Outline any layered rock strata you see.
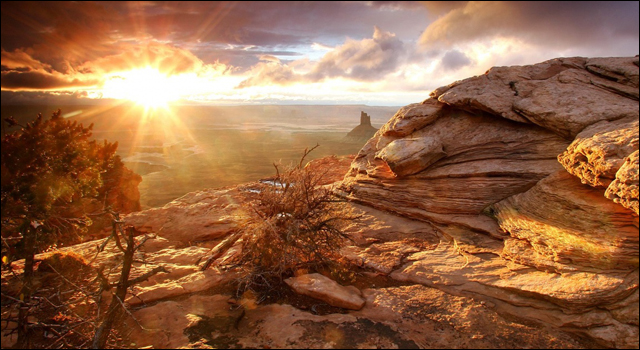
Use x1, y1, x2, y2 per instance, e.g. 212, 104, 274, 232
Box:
340, 56, 639, 348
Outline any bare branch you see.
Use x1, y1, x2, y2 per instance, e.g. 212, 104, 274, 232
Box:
200, 231, 242, 271
113, 294, 150, 331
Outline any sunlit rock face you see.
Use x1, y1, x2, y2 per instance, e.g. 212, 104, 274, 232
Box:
606, 150, 639, 215
340, 56, 639, 348
285, 273, 366, 310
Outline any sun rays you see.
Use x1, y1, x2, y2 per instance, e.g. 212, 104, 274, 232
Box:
101, 67, 183, 108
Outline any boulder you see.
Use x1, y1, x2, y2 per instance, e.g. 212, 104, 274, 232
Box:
558, 116, 638, 188
375, 137, 446, 177
285, 273, 365, 310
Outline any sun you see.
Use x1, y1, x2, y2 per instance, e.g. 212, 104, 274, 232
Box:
101, 67, 182, 108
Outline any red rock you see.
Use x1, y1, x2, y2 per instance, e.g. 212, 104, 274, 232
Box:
285, 273, 365, 310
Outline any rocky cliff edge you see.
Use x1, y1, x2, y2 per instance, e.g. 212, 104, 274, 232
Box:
339, 56, 639, 348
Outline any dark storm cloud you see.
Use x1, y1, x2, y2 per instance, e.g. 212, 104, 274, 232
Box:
1, 1, 309, 75
1, 1, 118, 70
117, 3, 308, 46
0, 90, 98, 105
1, 49, 97, 90
1, 2, 428, 62
0, 70, 97, 90
420, 1, 640, 52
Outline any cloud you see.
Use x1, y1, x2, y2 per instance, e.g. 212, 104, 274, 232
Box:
2, 1, 637, 105
259, 55, 280, 63
1, 43, 229, 91
419, 1, 640, 53
80, 43, 209, 75
238, 27, 418, 88
1, 1, 432, 80
364, 1, 427, 11
1, 49, 97, 90
236, 61, 298, 88
0, 70, 97, 90
307, 27, 408, 81
1, 2, 119, 71
1, 49, 50, 71
440, 50, 472, 71
0, 90, 98, 105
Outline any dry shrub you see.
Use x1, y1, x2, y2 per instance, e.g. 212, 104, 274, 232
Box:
236, 147, 360, 292
38, 251, 93, 280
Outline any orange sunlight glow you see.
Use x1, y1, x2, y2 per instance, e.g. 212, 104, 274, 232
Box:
101, 67, 184, 108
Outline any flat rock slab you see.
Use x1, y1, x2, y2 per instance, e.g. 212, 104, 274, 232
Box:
285, 273, 366, 310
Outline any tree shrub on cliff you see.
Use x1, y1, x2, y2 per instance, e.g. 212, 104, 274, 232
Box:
201, 146, 360, 293
1, 110, 141, 346
1, 110, 140, 256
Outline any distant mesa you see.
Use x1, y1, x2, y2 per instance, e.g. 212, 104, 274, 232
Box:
347, 111, 378, 140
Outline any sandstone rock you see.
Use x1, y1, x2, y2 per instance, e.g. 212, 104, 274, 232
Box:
606, 150, 640, 215
285, 273, 365, 310
126, 295, 235, 349
124, 285, 588, 349
340, 56, 639, 348
127, 259, 234, 306
558, 116, 638, 188
491, 171, 639, 271
29, 231, 234, 307
1, 327, 17, 349
389, 241, 637, 310
510, 68, 638, 138
387, 240, 638, 348
375, 137, 446, 177
586, 57, 640, 92
124, 187, 243, 243
341, 109, 569, 232
609, 289, 640, 326
341, 240, 424, 274
431, 56, 638, 138
356, 285, 587, 349
378, 100, 442, 138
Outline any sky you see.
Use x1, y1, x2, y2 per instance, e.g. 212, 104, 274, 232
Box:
1, 1, 639, 106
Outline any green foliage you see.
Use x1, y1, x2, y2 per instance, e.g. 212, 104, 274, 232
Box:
236, 146, 360, 292
1, 110, 131, 258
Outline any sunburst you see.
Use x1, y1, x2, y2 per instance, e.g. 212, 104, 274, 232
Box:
102, 67, 182, 108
